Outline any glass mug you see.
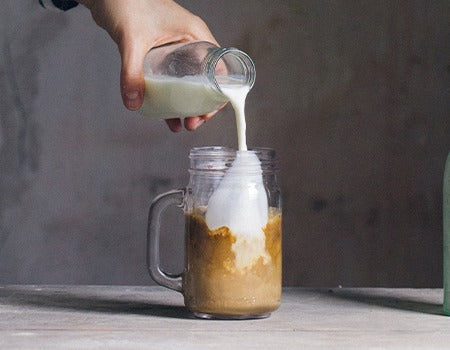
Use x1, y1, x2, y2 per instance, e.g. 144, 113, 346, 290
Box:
147, 146, 282, 319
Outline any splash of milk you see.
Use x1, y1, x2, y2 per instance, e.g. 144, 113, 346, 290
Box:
205, 84, 269, 270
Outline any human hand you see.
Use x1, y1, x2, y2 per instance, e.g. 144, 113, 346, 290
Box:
78, 0, 220, 132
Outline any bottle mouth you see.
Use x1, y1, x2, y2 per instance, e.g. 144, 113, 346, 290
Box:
189, 146, 278, 174
204, 48, 256, 93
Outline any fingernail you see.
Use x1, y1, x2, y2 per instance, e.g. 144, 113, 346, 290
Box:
125, 91, 141, 110
126, 91, 139, 99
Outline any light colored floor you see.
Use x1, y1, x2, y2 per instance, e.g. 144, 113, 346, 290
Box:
0, 285, 448, 349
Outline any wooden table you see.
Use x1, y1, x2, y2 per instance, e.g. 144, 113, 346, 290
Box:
0, 286, 448, 349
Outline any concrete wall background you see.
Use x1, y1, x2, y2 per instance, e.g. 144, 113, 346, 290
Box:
0, 1, 449, 286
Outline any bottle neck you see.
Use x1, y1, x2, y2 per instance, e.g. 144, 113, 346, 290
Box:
202, 47, 256, 93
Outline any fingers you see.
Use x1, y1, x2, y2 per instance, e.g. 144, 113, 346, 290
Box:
166, 118, 183, 132
165, 113, 221, 133
189, 15, 219, 46
199, 104, 226, 122
165, 117, 205, 132
200, 110, 218, 123
178, 103, 226, 132
182, 107, 222, 131
119, 39, 147, 111
184, 116, 205, 131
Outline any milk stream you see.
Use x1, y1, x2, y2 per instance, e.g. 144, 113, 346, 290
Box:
206, 83, 269, 270
220, 85, 249, 151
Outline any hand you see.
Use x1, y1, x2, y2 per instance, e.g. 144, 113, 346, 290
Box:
78, 0, 220, 132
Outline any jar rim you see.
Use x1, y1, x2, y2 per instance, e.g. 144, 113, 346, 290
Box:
189, 146, 235, 158
189, 146, 276, 157
189, 146, 279, 173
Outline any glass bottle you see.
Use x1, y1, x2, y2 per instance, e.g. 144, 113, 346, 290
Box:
139, 41, 256, 119
444, 151, 450, 315
147, 146, 282, 319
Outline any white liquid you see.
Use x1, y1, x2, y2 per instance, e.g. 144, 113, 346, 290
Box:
139, 76, 227, 119
220, 85, 249, 151
206, 83, 269, 270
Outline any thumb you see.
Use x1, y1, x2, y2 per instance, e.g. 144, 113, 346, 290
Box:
119, 41, 146, 111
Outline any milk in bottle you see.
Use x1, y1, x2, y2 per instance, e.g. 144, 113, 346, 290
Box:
138, 41, 255, 120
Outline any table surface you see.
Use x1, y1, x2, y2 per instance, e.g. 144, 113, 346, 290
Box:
0, 285, 448, 349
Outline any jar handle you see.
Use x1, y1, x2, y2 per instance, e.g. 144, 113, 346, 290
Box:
147, 189, 185, 292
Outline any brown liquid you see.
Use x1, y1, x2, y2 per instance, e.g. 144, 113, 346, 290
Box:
183, 208, 282, 317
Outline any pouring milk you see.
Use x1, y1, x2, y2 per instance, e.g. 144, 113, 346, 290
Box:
205, 83, 270, 270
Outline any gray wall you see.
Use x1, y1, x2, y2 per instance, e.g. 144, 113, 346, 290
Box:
0, 1, 449, 287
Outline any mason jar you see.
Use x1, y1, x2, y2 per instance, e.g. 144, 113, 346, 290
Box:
147, 146, 282, 319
